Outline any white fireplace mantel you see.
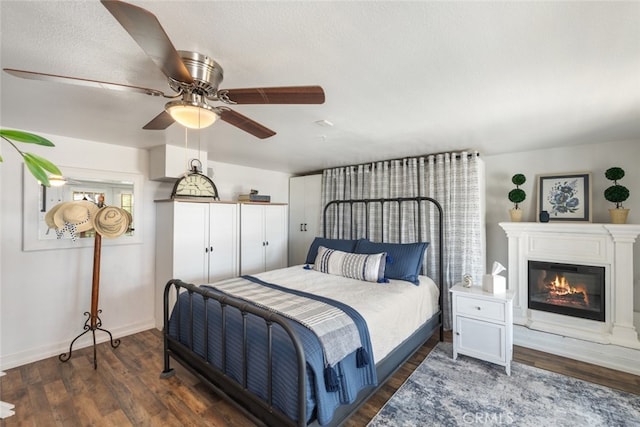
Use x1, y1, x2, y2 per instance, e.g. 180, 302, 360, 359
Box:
499, 222, 640, 374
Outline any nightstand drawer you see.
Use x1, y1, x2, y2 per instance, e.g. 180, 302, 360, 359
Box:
455, 295, 505, 322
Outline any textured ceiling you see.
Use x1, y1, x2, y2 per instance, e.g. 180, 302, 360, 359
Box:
1, 1, 639, 174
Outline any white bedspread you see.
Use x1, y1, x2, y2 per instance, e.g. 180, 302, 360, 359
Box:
253, 266, 440, 363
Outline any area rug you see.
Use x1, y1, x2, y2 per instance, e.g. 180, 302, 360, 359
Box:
368, 342, 639, 426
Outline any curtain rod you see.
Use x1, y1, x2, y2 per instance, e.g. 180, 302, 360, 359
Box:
300, 150, 480, 176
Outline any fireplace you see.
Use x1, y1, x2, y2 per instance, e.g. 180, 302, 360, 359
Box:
500, 223, 640, 375
528, 261, 605, 322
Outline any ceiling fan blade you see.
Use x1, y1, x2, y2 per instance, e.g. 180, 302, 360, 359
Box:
3, 68, 165, 97
218, 86, 325, 105
219, 109, 276, 139
143, 111, 175, 130
100, 0, 193, 84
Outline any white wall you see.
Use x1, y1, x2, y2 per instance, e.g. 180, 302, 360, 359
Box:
0, 132, 158, 369
0, 130, 291, 370
152, 161, 291, 205
484, 139, 640, 313
207, 161, 291, 203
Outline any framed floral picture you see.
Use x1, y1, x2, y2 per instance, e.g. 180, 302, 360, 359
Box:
537, 172, 592, 222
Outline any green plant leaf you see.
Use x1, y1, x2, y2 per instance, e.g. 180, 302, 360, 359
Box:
23, 155, 51, 186
23, 152, 62, 175
508, 188, 526, 204
511, 174, 526, 186
0, 129, 55, 147
604, 185, 629, 205
605, 167, 625, 182
0, 154, 3, 162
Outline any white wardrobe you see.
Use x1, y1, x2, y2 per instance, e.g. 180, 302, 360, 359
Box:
155, 200, 239, 327
155, 199, 289, 327
288, 174, 322, 266
240, 203, 288, 275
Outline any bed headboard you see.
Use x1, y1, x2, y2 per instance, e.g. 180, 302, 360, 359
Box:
322, 196, 443, 294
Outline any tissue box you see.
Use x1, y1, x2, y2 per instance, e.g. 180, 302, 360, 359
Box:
482, 274, 506, 294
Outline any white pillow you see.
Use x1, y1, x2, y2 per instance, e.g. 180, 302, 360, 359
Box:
313, 246, 387, 283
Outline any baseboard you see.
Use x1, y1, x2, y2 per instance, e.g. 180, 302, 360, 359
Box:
513, 325, 640, 376
0, 318, 156, 371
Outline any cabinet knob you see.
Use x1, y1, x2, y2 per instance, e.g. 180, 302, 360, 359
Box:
205, 247, 209, 253
210, 246, 213, 252
300, 224, 304, 232
475, 306, 481, 310
266, 241, 269, 246
456, 332, 460, 335
303, 223, 307, 231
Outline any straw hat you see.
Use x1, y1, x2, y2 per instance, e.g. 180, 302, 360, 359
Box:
52, 201, 99, 232
44, 201, 66, 229
93, 206, 131, 239
51, 200, 99, 240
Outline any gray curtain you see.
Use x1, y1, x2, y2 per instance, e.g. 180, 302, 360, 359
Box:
321, 152, 484, 329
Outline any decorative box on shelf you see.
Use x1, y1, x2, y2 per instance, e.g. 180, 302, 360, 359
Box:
238, 194, 271, 202
238, 189, 271, 203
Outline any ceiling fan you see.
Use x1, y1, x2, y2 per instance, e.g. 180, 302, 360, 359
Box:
3, 0, 325, 139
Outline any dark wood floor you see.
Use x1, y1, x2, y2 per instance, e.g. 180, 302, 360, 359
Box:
1, 329, 638, 426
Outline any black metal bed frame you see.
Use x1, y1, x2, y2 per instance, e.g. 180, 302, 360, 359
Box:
161, 196, 444, 426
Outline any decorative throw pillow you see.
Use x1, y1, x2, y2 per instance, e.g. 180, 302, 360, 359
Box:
313, 246, 387, 283
305, 237, 363, 264
355, 240, 429, 285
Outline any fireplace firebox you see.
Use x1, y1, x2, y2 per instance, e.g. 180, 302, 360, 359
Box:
528, 261, 605, 322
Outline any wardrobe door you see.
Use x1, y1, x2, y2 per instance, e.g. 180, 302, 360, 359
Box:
172, 201, 210, 284
240, 204, 265, 275
264, 204, 288, 272
208, 202, 239, 282
288, 175, 321, 265
240, 203, 288, 275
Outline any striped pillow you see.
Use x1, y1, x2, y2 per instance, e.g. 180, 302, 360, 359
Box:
313, 246, 387, 283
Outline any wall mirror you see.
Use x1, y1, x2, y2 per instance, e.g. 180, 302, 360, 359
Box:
23, 165, 143, 250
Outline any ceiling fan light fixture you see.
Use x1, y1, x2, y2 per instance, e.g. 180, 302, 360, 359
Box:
165, 100, 218, 129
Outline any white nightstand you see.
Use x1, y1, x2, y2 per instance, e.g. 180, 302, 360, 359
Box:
450, 284, 515, 375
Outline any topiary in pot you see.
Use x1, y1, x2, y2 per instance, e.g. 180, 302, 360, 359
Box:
604, 167, 630, 224
508, 173, 526, 221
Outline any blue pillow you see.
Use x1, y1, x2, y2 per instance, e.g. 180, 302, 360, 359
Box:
355, 240, 429, 285
305, 237, 362, 264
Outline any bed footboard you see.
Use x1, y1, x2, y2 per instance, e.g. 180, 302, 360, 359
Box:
161, 279, 308, 427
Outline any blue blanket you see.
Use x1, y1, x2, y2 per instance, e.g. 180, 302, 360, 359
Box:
168, 275, 377, 425
212, 276, 364, 370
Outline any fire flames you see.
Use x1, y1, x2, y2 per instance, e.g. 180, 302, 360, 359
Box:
545, 274, 589, 306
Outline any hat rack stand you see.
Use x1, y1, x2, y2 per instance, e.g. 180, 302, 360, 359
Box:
58, 231, 121, 369
58, 199, 124, 370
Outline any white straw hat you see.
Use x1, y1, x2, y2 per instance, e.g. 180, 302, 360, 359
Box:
93, 206, 131, 239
